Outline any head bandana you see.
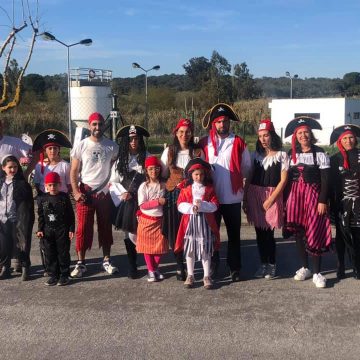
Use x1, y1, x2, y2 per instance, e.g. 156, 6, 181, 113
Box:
336, 130, 355, 169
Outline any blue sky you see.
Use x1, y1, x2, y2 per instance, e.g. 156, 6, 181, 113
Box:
2, 0, 360, 79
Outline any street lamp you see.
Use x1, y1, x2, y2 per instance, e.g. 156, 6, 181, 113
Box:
41, 32, 93, 141
132, 62, 160, 131
285, 71, 298, 99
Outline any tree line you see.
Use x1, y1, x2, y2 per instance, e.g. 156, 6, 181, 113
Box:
0, 53, 360, 137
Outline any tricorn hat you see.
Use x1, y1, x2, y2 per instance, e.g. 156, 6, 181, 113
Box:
202, 103, 240, 130
184, 157, 212, 176
284, 116, 322, 138
32, 129, 72, 152
330, 124, 360, 145
116, 124, 150, 138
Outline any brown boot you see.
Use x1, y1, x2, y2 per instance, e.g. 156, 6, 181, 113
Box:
203, 276, 213, 290
184, 275, 194, 288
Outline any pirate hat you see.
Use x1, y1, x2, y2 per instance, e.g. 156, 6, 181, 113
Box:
330, 124, 360, 145
116, 124, 150, 138
184, 157, 212, 176
32, 129, 72, 152
284, 116, 322, 138
202, 103, 240, 130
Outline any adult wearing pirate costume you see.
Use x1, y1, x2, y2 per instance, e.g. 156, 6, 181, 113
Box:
160, 118, 204, 281
32, 129, 72, 276
109, 124, 149, 279
243, 119, 289, 280
283, 116, 332, 288
70, 112, 119, 278
329, 124, 360, 280
199, 103, 251, 282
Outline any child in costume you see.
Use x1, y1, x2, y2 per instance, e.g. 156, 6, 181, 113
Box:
175, 158, 220, 289
136, 156, 168, 282
0, 155, 34, 281
33, 129, 72, 195
36, 172, 75, 286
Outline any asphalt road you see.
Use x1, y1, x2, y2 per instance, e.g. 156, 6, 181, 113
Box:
1, 222, 360, 360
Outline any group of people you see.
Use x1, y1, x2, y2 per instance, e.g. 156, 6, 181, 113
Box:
0, 103, 359, 290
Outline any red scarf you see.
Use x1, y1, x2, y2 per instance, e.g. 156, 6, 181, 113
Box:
201, 135, 246, 194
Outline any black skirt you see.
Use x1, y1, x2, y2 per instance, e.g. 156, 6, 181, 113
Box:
162, 188, 182, 249
112, 197, 138, 234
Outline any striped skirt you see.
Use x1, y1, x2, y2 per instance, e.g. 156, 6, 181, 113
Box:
136, 214, 169, 254
183, 213, 216, 260
284, 180, 332, 255
246, 184, 283, 230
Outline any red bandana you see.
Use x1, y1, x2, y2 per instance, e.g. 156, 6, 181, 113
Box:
336, 130, 355, 169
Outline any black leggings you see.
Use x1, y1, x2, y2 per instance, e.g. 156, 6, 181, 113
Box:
255, 227, 276, 264
296, 236, 321, 274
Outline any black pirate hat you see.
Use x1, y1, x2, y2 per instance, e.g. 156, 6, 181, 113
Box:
202, 103, 240, 130
184, 157, 212, 176
116, 124, 150, 138
32, 129, 72, 152
284, 116, 322, 138
330, 124, 360, 145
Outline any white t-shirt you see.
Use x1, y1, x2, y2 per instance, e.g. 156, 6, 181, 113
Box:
70, 137, 119, 193
34, 160, 70, 193
0, 135, 31, 161
206, 133, 251, 204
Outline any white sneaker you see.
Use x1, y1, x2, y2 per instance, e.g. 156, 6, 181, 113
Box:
70, 263, 87, 278
294, 267, 312, 281
254, 264, 268, 278
103, 261, 118, 275
313, 273, 327, 288
155, 270, 164, 281
147, 271, 157, 282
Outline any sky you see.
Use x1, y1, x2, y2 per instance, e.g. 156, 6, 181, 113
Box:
2, 0, 360, 79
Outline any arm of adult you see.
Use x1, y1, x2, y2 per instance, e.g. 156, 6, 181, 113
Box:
242, 152, 255, 213
263, 152, 289, 211
241, 147, 252, 181
70, 158, 84, 202
160, 147, 170, 179
318, 152, 330, 215
263, 170, 288, 211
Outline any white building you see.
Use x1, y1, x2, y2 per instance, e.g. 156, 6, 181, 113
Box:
268, 98, 360, 145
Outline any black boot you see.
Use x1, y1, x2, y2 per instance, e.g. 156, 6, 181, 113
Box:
0, 266, 11, 280
175, 252, 186, 281
210, 251, 220, 278
124, 238, 138, 279
21, 266, 29, 281
337, 262, 346, 280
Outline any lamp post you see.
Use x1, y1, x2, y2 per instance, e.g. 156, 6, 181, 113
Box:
41, 32, 92, 141
132, 62, 160, 131
285, 71, 298, 99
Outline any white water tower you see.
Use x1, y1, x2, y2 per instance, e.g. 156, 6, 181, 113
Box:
70, 68, 112, 128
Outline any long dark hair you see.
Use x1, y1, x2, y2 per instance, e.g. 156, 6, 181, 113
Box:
116, 136, 147, 177
169, 136, 197, 167
256, 130, 282, 154
185, 168, 213, 187
1, 155, 24, 180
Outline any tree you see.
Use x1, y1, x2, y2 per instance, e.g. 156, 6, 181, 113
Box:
233, 62, 261, 100
183, 56, 211, 90
209, 51, 232, 102
343, 72, 360, 96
